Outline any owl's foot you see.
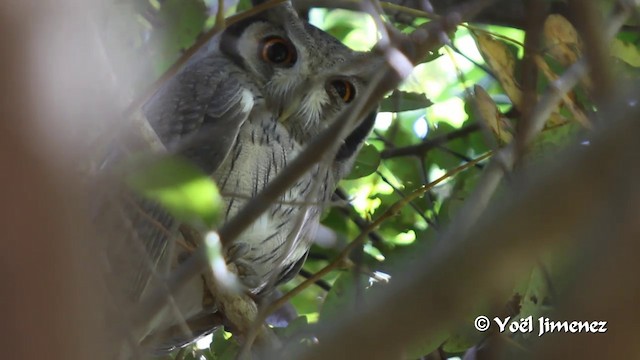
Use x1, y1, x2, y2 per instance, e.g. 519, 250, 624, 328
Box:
225, 242, 262, 289
235, 259, 262, 289
226, 241, 250, 262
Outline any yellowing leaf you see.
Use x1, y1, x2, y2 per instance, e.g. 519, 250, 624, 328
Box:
474, 85, 512, 145
611, 38, 640, 67
533, 56, 591, 128
543, 14, 582, 66
474, 32, 522, 108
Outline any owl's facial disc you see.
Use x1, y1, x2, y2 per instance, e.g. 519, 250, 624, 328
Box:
219, 3, 373, 140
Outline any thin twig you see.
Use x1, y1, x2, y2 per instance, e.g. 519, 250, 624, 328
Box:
381, 123, 480, 158
334, 188, 388, 250
297, 268, 332, 292
514, 0, 546, 157
448, 7, 631, 242
133, 0, 486, 349
375, 170, 435, 227
293, 88, 640, 360
567, 0, 614, 105
246, 151, 492, 349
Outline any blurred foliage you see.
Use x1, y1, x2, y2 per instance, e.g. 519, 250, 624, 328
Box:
125, 155, 223, 227
120, 1, 640, 359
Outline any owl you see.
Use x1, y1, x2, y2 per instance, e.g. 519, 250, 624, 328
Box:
101, 0, 380, 354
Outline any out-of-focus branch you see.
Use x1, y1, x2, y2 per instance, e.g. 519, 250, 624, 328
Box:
514, 0, 546, 157
536, 109, 640, 357
1, 1, 109, 359
567, 0, 614, 105
335, 188, 389, 251
132, 0, 476, 337
292, 85, 640, 360
294, 0, 560, 28
449, 4, 631, 244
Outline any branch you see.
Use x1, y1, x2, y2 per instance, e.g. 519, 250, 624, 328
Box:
380, 123, 480, 159
132, 0, 492, 346
291, 85, 640, 360
567, 0, 614, 106
257, 152, 492, 359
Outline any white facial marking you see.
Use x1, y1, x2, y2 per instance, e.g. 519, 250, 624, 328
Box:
300, 89, 329, 128
240, 88, 254, 113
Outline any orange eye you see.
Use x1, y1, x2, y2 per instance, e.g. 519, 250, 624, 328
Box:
260, 36, 296, 66
330, 79, 356, 103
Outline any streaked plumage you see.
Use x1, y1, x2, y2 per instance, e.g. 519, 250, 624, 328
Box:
99, 1, 379, 354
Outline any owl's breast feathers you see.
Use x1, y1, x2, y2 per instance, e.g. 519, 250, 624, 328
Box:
111, 6, 379, 348
212, 107, 334, 292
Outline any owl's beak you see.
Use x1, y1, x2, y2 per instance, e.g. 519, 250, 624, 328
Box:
277, 78, 312, 124
277, 103, 296, 124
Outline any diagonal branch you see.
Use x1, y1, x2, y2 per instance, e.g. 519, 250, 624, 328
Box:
131, 0, 494, 345
380, 123, 480, 159
291, 84, 640, 360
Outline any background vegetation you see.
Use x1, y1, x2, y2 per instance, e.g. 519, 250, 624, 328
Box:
2, 0, 639, 359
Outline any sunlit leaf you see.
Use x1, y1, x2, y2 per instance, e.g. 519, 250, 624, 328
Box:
210, 328, 238, 359
125, 156, 222, 227
380, 91, 433, 112
473, 31, 522, 108
473, 85, 512, 145
152, 0, 208, 73
611, 38, 640, 67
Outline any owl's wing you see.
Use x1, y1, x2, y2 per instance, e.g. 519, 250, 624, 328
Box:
102, 56, 254, 306
135, 57, 254, 285
145, 56, 253, 174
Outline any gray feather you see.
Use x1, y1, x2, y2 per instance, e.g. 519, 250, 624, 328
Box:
144, 56, 252, 174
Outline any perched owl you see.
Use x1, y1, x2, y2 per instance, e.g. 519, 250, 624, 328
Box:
100, 0, 379, 354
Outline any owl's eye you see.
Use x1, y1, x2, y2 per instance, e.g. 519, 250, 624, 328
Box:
260, 36, 296, 66
330, 79, 356, 103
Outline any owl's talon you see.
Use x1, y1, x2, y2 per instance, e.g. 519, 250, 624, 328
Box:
226, 242, 251, 262
234, 259, 261, 289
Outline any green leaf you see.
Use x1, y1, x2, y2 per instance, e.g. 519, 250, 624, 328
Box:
320, 271, 368, 322
380, 91, 433, 112
210, 328, 239, 360
406, 331, 449, 358
528, 122, 582, 162
344, 143, 381, 180
151, 0, 208, 73
611, 38, 640, 67
125, 156, 222, 227
441, 325, 484, 353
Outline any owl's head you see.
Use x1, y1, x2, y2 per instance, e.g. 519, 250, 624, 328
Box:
219, 2, 379, 142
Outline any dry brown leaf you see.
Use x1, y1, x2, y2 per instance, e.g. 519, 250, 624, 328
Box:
543, 14, 582, 66
474, 32, 522, 109
534, 55, 591, 128
474, 85, 512, 145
